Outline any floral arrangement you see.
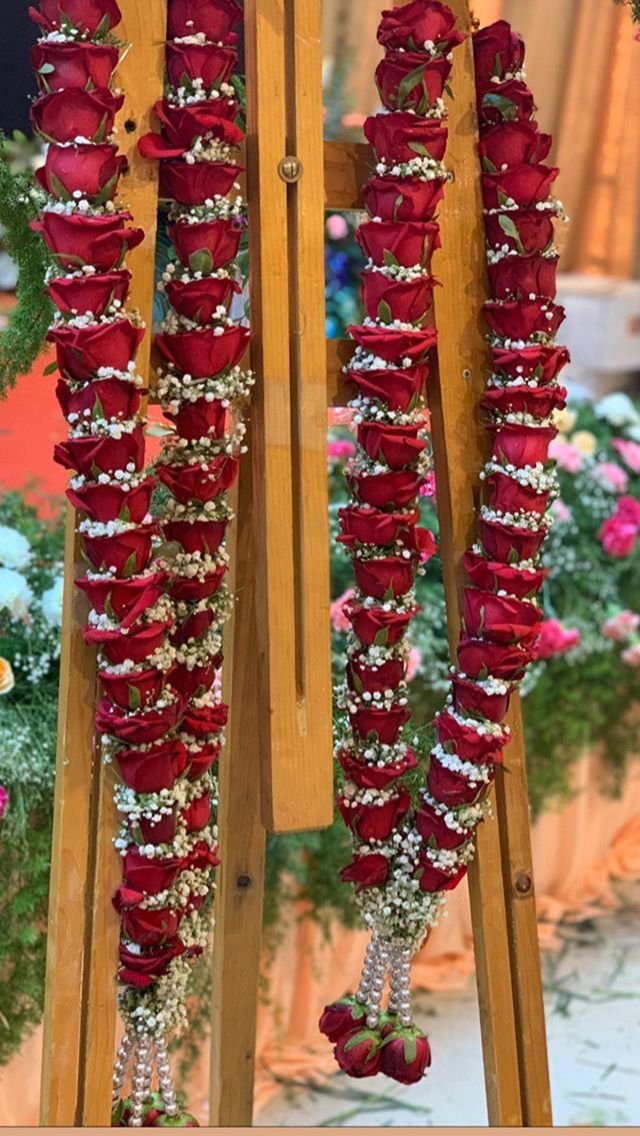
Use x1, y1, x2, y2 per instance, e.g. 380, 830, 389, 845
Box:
321, 8, 569, 1084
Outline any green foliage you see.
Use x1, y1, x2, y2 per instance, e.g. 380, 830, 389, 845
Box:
613, 0, 640, 23
0, 134, 53, 400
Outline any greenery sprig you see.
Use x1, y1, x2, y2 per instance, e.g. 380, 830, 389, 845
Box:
613, 0, 640, 22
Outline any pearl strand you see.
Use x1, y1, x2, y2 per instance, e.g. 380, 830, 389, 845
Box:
128, 1039, 153, 1128
112, 1033, 133, 1107
155, 1034, 179, 1117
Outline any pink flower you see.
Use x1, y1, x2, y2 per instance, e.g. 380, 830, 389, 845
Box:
599, 514, 638, 558
534, 619, 580, 660
593, 461, 629, 494
326, 214, 350, 241
406, 646, 422, 682
0, 786, 8, 821
328, 438, 356, 464
328, 407, 355, 429
613, 438, 640, 474
603, 610, 640, 642
621, 643, 640, 667
341, 112, 367, 129
551, 498, 571, 523
331, 587, 355, 633
420, 471, 436, 498
549, 438, 583, 473
617, 496, 640, 527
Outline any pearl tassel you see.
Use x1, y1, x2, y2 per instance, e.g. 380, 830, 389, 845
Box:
128, 1039, 153, 1128
112, 1033, 133, 1107
155, 1034, 179, 1116
391, 945, 413, 1028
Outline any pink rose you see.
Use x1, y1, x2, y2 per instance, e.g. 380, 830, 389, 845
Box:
548, 438, 583, 473
326, 214, 349, 241
328, 438, 356, 463
551, 499, 571, 524
599, 515, 638, 558
406, 646, 422, 682
602, 610, 640, 641
331, 588, 356, 633
613, 438, 640, 474
621, 644, 640, 667
593, 461, 629, 494
533, 619, 580, 660
0, 785, 8, 821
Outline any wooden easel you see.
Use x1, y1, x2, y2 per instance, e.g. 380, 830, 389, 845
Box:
40, 0, 552, 1127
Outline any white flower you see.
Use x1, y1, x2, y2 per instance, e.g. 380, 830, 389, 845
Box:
595, 392, 640, 430
0, 526, 32, 569
41, 577, 64, 627
0, 568, 33, 619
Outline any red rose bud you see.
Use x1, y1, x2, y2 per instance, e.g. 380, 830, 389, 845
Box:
47, 269, 131, 318
452, 674, 512, 723
339, 505, 420, 549
378, 0, 464, 51
156, 325, 249, 378
168, 218, 243, 272
349, 323, 437, 364
356, 220, 441, 269
347, 653, 406, 695
81, 524, 156, 577
480, 120, 551, 171
185, 742, 221, 781
123, 846, 185, 892
435, 709, 506, 763
346, 470, 422, 510
95, 695, 183, 745
375, 54, 452, 114
457, 635, 534, 681
482, 382, 566, 419
479, 516, 546, 562
416, 799, 473, 850
380, 1028, 432, 1084
473, 19, 525, 83
166, 41, 238, 89
84, 619, 170, 666
99, 667, 167, 710
139, 103, 243, 161
54, 426, 145, 477
116, 740, 188, 793
31, 88, 123, 145
172, 607, 216, 645
334, 1027, 383, 1079
346, 601, 419, 647
428, 754, 492, 807
348, 703, 412, 745
364, 114, 448, 164
418, 857, 468, 893
159, 161, 242, 206
29, 0, 122, 35
182, 790, 211, 833
48, 318, 144, 381
487, 254, 558, 302
36, 143, 125, 201
338, 789, 411, 840
120, 905, 182, 948
164, 275, 240, 325
358, 421, 426, 469
167, 0, 242, 40
169, 659, 220, 700
363, 176, 446, 224
491, 344, 570, 383
32, 41, 119, 93
167, 565, 227, 603
353, 555, 416, 600
484, 298, 565, 341
75, 572, 166, 625
346, 363, 428, 413
491, 422, 556, 467
135, 806, 179, 846
182, 701, 228, 739
361, 271, 435, 324
67, 477, 154, 525
338, 747, 417, 790
477, 79, 535, 127
32, 210, 143, 272
118, 939, 185, 987
486, 470, 550, 517
484, 207, 554, 256
156, 455, 239, 505
482, 164, 559, 210
340, 852, 390, 892
319, 997, 367, 1043
463, 549, 546, 599
162, 518, 228, 556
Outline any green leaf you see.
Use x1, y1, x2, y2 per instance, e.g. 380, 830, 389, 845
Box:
91, 394, 104, 421
482, 92, 518, 121
373, 628, 389, 647
482, 156, 498, 174
392, 194, 405, 223
93, 172, 119, 207
444, 82, 454, 100
498, 214, 525, 254
37, 64, 56, 76
122, 551, 138, 578
127, 684, 142, 711
43, 360, 58, 377
396, 63, 427, 109
119, 505, 131, 524
48, 173, 71, 202
377, 299, 392, 324
404, 1034, 418, 1065
492, 54, 504, 81
92, 112, 109, 145
188, 248, 214, 275
382, 248, 399, 268
408, 141, 429, 157
95, 12, 112, 38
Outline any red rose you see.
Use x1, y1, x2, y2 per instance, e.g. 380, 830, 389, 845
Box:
491, 422, 556, 467
364, 114, 448, 164
346, 469, 422, 511
491, 344, 570, 383
162, 518, 228, 556
116, 740, 188, 793
156, 324, 249, 378
375, 54, 452, 114
378, 0, 464, 51
99, 666, 167, 711
361, 271, 435, 324
463, 549, 546, 599
156, 454, 239, 505
182, 790, 211, 833
165, 275, 240, 324
32, 41, 119, 93
451, 674, 512, 723
415, 800, 473, 851
135, 806, 179, 847
483, 298, 564, 341
166, 42, 238, 89
185, 742, 221, 781
356, 220, 441, 270
473, 20, 525, 83
32, 210, 144, 272
480, 121, 551, 171
346, 363, 428, 413
347, 653, 406, 695
67, 478, 154, 525
418, 857, 468, 893
319, 998, 367, 1043
363, 176, 446, 223
334, 1028, 382, 1079
340, 852, 390, 891
75, 572, 166, 625
159, 161, 242, 206
31, 88, 123, 145
428, 755, 491, 806
380, 1029, 432, 1084
139, 102, 243, 161
171, 607, 216, 645
338, 747, 417, 791
95, 695, 182, 745
457, 635, 534, 681
29, 0, 122, 35
338, 789, 411, 841
182, 701, 228, 739
81, 524, 156, 576
120, 905, 182, 949
486, 470, 550, 518
167, 565, 227, 603
348, 703, 412, 745
84, 620, 170, 666
167, 0, 242, 40
477, 79, 535, 127
482, 383, 566, 420
338, 505, 420, 548
54, 426, 145, 477
357, 421, 426, 469
484, 207, 554, 256
482, 164, 559, 210
435, 709, 507, 761
37, 143, 125, 200
479, 516, 546, 562
118, 939, 185, 987
345, 601, 419, 647
56, 372, 144, 430
168, 217, 244, 273
353, 556, 416, 600
123, 846, 185, 892
48, 317, 144, 381
169, 659, 220, 700
47, 269, 131, 318
350, 323, 437, 364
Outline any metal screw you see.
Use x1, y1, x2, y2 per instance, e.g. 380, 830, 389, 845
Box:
278, 156, 303, 183
514, 872, 533, 896
462, 368, 472, 381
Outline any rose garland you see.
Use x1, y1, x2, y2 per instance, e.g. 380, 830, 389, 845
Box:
321, 5, 569, 1084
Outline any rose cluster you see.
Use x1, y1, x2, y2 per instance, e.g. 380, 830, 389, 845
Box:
321, 0, 465, 1086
